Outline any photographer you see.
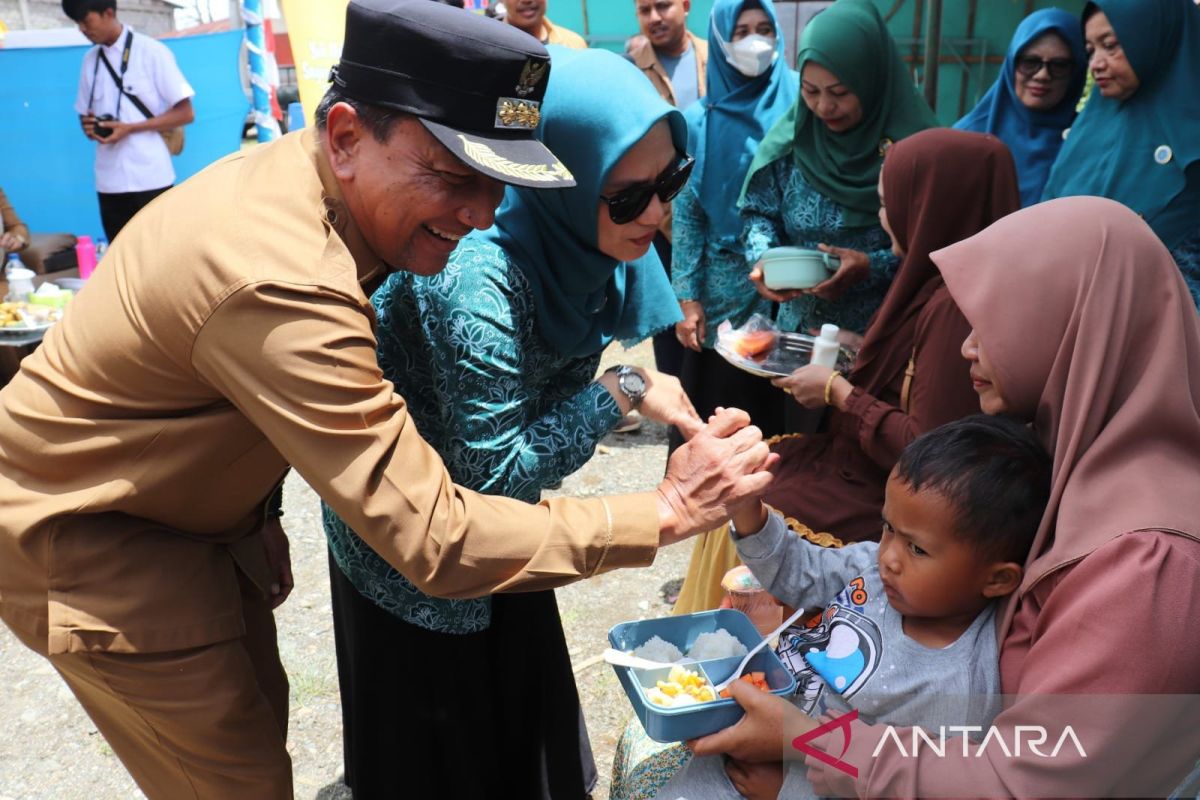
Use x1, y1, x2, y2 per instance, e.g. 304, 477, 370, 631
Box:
65, 0, 194, 241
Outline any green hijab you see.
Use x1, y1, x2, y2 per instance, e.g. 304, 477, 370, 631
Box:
739, 0, 937, 228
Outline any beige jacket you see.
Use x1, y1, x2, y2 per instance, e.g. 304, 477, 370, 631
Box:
629, 30, 708, 108
628, 31, 708, 242
0, 129, 658, 655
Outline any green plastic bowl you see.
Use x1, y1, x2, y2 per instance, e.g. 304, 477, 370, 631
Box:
759, 247, 840, 290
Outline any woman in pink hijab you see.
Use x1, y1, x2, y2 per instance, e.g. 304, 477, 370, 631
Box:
691, 196, 1200, 797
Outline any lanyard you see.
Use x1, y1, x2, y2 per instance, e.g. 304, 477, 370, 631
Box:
87, 30, 133, 119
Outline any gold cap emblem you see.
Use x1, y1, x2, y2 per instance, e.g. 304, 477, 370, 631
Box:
515, 59, 549, 98
457, 136, 574, 183
496, 99, 541, 130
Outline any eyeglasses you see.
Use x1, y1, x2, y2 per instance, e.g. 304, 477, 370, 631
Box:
599, 153, 694, 225
1015, 56, 1074, 79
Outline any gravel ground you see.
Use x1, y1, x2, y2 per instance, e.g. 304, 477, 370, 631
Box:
0, 340, 692, 799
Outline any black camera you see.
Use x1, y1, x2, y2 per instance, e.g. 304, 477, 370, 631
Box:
94, 113, 115, 139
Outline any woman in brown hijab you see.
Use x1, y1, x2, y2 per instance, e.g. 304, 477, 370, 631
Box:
675, 128, 1020, 613
693, 196, 1200, 798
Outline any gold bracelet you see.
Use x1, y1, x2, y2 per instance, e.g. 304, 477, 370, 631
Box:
591, 497, 615, 577
824, 370, 843, 407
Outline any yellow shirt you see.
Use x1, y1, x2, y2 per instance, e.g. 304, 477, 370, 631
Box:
0, 129, 658, 655
542, 16, 587, 49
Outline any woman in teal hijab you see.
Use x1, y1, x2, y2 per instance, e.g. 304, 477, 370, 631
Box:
955, 8, 1087, 206
738, 0, 936, 343
1042, 0, 1200, 305
321, 46, 701, 799
670, 0, 798, 453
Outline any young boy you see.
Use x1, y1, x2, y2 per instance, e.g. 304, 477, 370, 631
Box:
658, 415, 1052, 800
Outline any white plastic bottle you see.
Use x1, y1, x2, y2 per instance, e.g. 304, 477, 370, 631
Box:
4, 253, 36, 302
809, 323, 840, 369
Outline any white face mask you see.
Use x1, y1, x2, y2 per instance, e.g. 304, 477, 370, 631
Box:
721, 34, 777, 78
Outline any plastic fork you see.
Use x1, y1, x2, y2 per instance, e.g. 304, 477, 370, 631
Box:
711, 606, 807, 694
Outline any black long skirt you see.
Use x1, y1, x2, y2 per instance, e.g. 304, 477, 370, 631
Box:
329, 552, 596, 799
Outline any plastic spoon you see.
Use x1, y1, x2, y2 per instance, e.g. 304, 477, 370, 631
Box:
712, 606, 807, 694
602, 648, 683, 671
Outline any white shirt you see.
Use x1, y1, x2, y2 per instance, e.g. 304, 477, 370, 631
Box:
74, 25, 195, 194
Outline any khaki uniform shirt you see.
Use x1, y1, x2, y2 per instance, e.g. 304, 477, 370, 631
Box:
0, 129, 658, 655
628, 31, 709, 243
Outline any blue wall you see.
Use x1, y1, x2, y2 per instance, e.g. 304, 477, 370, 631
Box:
0, 30, 249, 242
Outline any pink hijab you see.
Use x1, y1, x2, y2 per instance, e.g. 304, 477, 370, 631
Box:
932, 196, 1200, 637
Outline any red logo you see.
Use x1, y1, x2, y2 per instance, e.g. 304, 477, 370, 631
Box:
792, 709, 859, 778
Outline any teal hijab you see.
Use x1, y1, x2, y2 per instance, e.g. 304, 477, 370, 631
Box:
686, 0, 798, 245
1041, 0, 1200, 248
954, 8, 1087, 207
476, 46, 685, 358
738, 0, 937, 228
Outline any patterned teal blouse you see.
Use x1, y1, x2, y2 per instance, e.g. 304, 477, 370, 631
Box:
741, 157, 899, 334
322, 238, 624, 635
671, 183, 775, 349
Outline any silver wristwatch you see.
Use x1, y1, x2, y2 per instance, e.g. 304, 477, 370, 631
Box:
606, 364, 646, 409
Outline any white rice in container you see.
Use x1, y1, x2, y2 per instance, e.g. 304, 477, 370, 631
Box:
686, 629, 748, 661
632, 635, 684, 663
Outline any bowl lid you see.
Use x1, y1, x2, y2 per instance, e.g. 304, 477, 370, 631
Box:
759, 246, 826, 262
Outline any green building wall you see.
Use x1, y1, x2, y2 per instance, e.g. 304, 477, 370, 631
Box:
543, 0, 1086, 125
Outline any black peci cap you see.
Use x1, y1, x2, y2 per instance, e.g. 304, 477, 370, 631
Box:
331, 0, 575, 188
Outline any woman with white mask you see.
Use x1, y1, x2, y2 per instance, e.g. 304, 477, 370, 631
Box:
669, 0, 798, 456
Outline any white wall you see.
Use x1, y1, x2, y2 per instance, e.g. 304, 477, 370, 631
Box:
1, 0, 177, 35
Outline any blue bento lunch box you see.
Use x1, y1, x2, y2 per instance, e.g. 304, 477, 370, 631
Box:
607, 609, 797, 743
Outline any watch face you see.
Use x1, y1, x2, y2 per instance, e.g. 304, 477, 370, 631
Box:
623, 370, 647, 394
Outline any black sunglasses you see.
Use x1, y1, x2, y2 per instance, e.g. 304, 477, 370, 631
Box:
599, 153, 695, 225
1015, 56, 1074, 79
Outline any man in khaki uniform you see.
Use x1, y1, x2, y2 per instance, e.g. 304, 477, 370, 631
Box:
0, 2, 772, 797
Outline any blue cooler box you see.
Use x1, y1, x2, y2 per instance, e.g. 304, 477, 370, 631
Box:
608, 609, 797, 743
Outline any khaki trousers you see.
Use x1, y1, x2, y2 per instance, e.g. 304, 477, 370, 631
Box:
10, 573, 293, 799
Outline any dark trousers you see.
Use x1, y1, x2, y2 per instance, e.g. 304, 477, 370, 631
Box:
651, 232, 686, 378
98, 186, 171, 241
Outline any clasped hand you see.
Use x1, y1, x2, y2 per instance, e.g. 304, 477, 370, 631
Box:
656, 407, 778, 545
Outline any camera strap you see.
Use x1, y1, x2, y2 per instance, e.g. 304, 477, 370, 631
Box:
90, 31, 152, 121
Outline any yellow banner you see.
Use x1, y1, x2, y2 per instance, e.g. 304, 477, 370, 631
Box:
278, 0, 347, 127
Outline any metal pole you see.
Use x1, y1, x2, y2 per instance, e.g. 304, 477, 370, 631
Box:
17, 0, 32, 29
922, 0, 943, 110
242, 0, 280, 143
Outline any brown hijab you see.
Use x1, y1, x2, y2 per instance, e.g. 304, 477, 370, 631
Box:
934, 196, 1200, 637
852, 129, 1020, 392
